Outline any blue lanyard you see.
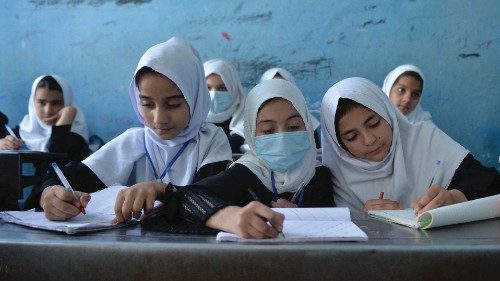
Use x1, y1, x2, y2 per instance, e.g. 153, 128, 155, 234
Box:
270, 171, 305, 206
144, 139, 191, 182
270, 171, 279, 201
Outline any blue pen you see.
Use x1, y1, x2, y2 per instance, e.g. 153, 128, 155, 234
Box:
52, 162, 86, 214
427, 160, 441, 189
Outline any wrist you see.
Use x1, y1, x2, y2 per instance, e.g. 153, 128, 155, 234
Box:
206, 206, 239, 231
449, 189, 467, 204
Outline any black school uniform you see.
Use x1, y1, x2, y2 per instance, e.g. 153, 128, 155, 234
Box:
24, 160, 231, 211
164, 164, 334, 226
450, 154, 500, 200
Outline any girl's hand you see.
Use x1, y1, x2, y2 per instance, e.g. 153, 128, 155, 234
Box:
0, 135, 23, 150
206, 201, 285, 239
412, 185, 467, 215
55, 106, 77, 126
364, 198, 403, 212
40, 185, 90, 221
113, 181, 166, 224
271, 198, 297, 208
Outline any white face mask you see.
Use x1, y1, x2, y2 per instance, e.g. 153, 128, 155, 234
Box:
209, 90, 232, 113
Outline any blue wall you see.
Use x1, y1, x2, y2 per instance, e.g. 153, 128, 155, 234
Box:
1, 0, 499, 169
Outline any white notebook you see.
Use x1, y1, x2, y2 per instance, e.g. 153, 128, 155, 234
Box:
216, 207, 368, 242
368, 194, 500, 229
0, 186, 159, 234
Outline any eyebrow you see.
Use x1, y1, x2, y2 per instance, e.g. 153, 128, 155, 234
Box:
395, 83, 422, 92
340, 114, 377, 136
256, 113, 302, 126
139, 94, 184, 101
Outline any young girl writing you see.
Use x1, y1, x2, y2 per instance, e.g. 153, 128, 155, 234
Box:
382, 64, 432, 123
204, 58, 246, 152
32, 37, 232, 220
260, 67, 321, 148
0, 75, 90, 161
321, 77, 499, 214
144, 79, 334, 239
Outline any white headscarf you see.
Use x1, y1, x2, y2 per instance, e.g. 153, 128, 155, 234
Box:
382, 64, 432, 123
204, 59, 245, 138
260, 67, 320, 131
321, 77, 468, 211
83, 37, 231, 187
19, 75, 89, 151
235, 79, 320, 194
260, 67, 296, 85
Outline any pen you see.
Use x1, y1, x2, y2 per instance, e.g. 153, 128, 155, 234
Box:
51, 162, 86, 214
379, 192, 384, 200
247, 188, 261, 202
427, 160, 441, 189
247, 188, 285, 238
290, 182, 305, 204
4, 124, 18, 139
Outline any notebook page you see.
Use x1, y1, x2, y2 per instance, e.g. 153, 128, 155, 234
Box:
419, 194, 500, 229
0, 210, 117, 234
0, 185, 159, 234
368, 209, 420, 229
216, 220, 367, 242
272, 207, 351, 221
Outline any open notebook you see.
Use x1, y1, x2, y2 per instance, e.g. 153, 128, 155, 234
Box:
368, 194, 500, 229
0, 186, 159, 234
216, 207, 368, 242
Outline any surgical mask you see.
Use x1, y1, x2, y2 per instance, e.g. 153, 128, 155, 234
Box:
209, 91, 232, 113
254, 131, 311, 172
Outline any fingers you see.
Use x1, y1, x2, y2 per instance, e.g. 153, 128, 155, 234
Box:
114, 190, 127, 224
364, 199, 403, 212
412, 186, 443, 214
271, 199, 297, 208
114, 183, 157, 224
0, 136, 22, 149
414, 186, 453, 215
74, 191, 91, 208
56, 106, 77, 125
239, 202, 284, 239
41, 186, 81, 221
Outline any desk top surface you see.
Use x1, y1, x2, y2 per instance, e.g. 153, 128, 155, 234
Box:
1, 213, 499, 281
1, 212, 498, 249
0, 149, 66, 156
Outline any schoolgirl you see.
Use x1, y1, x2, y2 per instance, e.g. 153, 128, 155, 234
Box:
321, 77, 499, 213
204, 59, 245, 152
34, 38, 232, 220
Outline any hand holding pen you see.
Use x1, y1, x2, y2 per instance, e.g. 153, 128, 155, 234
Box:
0, 125, 23, 150
412, 160, 466, 214
52, 163, 86, 215
246, 188, 285, 238
40, 163, 90, 221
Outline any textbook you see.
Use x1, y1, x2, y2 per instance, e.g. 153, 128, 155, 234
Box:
0, 186, 158, 234
368, 194, 500, 229
216, 207, 368, 242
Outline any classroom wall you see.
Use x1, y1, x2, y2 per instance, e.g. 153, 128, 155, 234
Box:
0, 0, 498, 169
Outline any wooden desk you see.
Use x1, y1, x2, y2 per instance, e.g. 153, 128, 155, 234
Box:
0, 212, 498, 281
0, 150, 67, 210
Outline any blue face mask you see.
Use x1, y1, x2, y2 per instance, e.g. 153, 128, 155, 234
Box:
209, 91, 232, 113
254, 131, 311, 172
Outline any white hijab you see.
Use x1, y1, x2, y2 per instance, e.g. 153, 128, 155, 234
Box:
204, 59, 245, 138
321, 77, 468, 211
19, 75, 89, 151
382, 64, 432, 123
235, 79, 320, 194
260, 67, 320, 131
83, 37, 231, 187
